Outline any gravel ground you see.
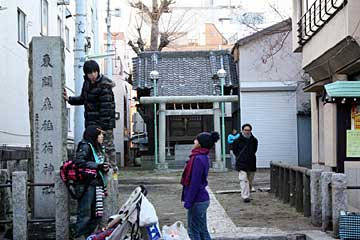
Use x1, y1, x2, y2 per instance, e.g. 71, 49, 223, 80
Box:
1, 168, 321, 239
117, 170, 187, 228
118, 168, 320, 232
207, 169, 320, 232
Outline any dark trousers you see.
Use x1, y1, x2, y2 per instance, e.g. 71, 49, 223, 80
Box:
187, 201, 211, 240
75, 185, 101, 237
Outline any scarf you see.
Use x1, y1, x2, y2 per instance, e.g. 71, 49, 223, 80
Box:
180, 148, 209, 186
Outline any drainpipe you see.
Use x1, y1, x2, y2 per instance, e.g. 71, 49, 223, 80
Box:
74, 0, 86, 144
106, 0, 112, 77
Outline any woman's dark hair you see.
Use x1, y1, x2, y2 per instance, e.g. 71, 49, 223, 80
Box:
196, 131, 220, 149
83, 60, 100, 75
241, 123, 252, 130
83, 125, 103, 151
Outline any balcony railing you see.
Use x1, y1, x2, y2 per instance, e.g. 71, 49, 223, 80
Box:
297, 0, 348, 46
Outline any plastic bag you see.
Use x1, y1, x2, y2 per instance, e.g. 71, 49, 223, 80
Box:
139, 195, 159, 226
145, 223, 161, 240
162, 221, 190, 240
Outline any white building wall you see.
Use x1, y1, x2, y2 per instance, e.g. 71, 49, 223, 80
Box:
0, 0, 78, 146
239, 32, 302, 83
237, 28, 307, 167
0, 0, 98, 147
239, 30, 309, 112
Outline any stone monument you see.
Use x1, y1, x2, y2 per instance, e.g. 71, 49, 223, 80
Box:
28, 37, 67, 218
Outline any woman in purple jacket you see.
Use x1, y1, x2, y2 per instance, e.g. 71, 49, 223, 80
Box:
181, 131, 220, 240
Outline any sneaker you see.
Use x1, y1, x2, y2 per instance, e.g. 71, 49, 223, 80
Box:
243, 198, 251, 203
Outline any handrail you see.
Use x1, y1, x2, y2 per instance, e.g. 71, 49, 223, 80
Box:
270, 161, 311, 217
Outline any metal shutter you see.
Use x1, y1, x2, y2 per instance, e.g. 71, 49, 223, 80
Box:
240, 91, 298, 168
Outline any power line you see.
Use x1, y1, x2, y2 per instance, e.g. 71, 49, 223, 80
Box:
0, 130, 30, 137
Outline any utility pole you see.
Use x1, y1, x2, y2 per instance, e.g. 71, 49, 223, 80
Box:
74, 0, 86, 144
92, 0, 100, 54
106, 0, 112, 77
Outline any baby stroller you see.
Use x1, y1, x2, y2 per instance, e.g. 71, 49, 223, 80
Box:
87, 185, 161, 240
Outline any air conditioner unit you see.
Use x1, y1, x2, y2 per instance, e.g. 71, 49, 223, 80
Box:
57, 0, 70, 5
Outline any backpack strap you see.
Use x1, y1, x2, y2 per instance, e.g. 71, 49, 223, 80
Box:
88, 143, 107, 188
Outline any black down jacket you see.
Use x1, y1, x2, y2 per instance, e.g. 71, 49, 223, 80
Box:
73, 140, 103, 186
68, 75, 116, 130
233, 133, 258, 172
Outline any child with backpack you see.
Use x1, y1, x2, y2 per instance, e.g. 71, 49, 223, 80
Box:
181, 131, 220, 240
73, 125, 110, 239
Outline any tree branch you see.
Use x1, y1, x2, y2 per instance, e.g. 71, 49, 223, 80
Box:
159, 0, 176, 16
128, 40, 141, 54
261, 30, 290, 65
267, 1, 287, 20
129, 1, 152, 18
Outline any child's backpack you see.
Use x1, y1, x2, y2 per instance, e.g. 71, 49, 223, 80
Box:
59, 160, 97, 199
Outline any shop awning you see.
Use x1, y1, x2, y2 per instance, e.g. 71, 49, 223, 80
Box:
325, 81, 360, 98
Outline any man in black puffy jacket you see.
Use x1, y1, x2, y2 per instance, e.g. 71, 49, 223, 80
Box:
233, 123, 258, 203
64, 60, 117, 170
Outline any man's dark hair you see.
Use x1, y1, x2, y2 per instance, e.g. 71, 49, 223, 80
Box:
83, 60, 100, 75
241, 123, 252, 130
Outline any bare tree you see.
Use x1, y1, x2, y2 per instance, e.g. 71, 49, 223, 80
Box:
158, 10, 192, 50
130, 0, 176, 51
237, 1, 291, 67
128, 13, 146, 54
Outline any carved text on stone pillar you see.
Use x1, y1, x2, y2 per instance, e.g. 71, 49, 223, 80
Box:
41, 54, 53, 68
41, 97, 53, 111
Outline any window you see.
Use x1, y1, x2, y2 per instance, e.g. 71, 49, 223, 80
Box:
17, 8, 26, 46
41, 0, 48, 35
65, 26, 70, 50
57, 16, 63, 38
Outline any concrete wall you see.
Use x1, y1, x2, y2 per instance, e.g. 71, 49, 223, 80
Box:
112, 79, 132, 167
239, 30, 303, 84
345, 162, 360, 210
238, 27, 309, 112
0, 0, 76, 146
292, 0, 360, 67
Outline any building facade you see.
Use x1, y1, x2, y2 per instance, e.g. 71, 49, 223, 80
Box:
292, 0, 360, 209
0, 0, 77, 146
232, 19, 311, 168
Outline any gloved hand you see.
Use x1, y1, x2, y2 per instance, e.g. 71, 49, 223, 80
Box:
98, 162, 110, 172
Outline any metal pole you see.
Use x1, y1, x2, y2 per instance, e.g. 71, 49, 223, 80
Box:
93, 0, 100, 54
220, 76, 226, 164
159, 103, 167, 170
74, 0, 86, 144
213, 102, 222, 164
106, 0, 112, 77
154, 79, 158, 166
